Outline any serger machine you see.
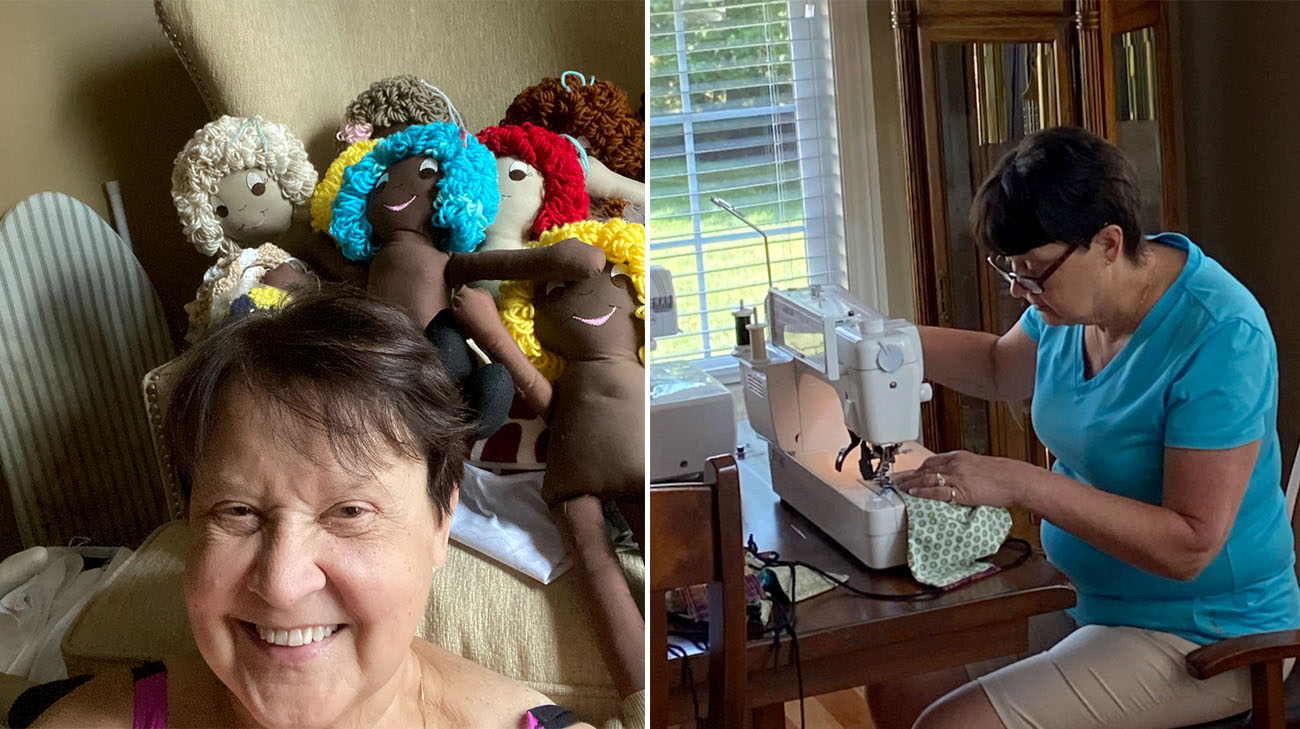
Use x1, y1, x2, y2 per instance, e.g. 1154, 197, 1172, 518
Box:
739, 285, 932, 568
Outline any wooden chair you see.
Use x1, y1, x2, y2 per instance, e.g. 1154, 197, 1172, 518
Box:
1184, 443, 1300, 729
650, 454, 747, 729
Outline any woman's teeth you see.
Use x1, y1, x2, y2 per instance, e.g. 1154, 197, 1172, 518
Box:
255, 624, 339, 647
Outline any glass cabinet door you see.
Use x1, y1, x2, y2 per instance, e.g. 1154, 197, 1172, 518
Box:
926, 38, 1067, 463
1111, 25, 1166, 233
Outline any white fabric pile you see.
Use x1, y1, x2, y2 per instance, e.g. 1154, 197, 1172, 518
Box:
0, 545, 132, 682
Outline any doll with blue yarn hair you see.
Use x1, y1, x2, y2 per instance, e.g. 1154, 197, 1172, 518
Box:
316, 122, 607, 439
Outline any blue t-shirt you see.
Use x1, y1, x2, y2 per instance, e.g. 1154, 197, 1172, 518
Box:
1020, 232, 1300, 645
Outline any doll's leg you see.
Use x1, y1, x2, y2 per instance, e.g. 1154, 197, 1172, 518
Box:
614, 497, 645, 560
424, 309, 474, 382
552, 494, 644, 698
463, 362, 513, 440
424, 310, 512, 439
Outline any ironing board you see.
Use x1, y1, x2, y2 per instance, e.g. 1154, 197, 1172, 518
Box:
0, 192, 175, 549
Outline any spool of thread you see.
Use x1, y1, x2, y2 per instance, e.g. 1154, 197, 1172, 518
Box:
733, 304, 754, 347
748, 322, 767, 361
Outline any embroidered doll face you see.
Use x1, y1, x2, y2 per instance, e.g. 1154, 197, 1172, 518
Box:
489, 156, 544, 239
211, 170, 294, 244
535, 260, 641, 361
365, 155, 443, 242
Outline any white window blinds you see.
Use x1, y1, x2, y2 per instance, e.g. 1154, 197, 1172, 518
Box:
649, 0, 847, 366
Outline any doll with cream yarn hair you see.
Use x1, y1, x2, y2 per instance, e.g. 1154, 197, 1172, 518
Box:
171, 115, 318, 342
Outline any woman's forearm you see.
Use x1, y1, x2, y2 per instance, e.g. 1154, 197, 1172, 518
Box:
1019, 470, 1224, 581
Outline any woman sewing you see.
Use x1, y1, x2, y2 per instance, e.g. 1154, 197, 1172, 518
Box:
29, 289, 591, 729
871, 126, 1300, 729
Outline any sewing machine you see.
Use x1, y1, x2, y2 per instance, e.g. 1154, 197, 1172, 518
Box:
738, 285, 932, 569
648, 266, 737, 481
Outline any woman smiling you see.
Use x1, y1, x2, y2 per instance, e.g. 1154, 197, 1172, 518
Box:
31, 289, 591, 729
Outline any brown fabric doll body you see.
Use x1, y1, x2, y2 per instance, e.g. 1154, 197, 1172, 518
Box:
451, 220, 645, 700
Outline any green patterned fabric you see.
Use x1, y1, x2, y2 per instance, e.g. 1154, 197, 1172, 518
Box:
900, 491, 1012, 587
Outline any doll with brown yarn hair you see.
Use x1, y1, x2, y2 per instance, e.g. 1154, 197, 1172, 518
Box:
501, 73, 645, 221
450, 218, 646, 704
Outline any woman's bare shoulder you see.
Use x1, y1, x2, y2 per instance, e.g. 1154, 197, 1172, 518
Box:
413, 639, 592, 726
27, 671, 134, 729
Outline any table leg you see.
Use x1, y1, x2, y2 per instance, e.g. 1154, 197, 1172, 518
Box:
752, 702, 784, 729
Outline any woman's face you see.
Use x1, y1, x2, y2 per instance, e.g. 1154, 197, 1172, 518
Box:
183, 386, 452, 728
211, 169, 294, 244
1005, 241, 1096, 326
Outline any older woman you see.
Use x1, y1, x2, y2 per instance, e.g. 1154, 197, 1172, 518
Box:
872, 126, 1300, 729
30, 289, 591, 729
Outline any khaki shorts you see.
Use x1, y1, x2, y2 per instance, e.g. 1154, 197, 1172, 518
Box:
966, 611, 1292, 729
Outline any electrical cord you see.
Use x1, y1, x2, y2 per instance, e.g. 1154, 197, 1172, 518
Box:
665, 536, 1037, 728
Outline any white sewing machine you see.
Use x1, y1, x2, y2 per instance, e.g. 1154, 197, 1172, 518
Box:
648, 266, 737, 481
738, 285, 932, 569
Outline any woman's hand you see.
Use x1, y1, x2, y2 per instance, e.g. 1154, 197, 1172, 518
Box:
893, 450, 1035, 509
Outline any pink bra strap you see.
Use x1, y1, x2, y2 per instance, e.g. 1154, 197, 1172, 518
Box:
131, 662, 167, 729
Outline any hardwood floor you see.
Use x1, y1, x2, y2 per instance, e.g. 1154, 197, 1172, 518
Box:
782, 688, 876, 729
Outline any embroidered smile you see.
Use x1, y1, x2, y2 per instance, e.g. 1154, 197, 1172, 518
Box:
385, 195, 418, 212
572, 306, 618, 326
240, 211, 267, 231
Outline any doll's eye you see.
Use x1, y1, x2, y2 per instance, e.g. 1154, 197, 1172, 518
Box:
376, 172, 390, 189
213, 198, 229, 218
610, 262, 631, 280
419, 158, 440, 179
544, 281, 566, 298
508, 160, 535, 182
246, 170, 267, 196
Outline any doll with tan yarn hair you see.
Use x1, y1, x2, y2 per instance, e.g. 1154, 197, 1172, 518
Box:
450, 218, 646, 707
337, 74, 455, 145
170, 115, 318, 342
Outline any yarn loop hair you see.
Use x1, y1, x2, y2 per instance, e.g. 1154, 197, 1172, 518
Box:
499, 218, 646, 382
502, 76, 645, 181
341, 75, 453, 137
312, 139, 381, 233
329, 123, 499, 262
477, 123, 589, 238
171, 115, 317, 257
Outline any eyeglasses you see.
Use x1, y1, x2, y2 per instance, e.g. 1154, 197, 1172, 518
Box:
986, 244, 1078, 295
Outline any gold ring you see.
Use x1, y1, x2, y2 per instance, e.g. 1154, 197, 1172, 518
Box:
947, 487, 957, 504
935, 473, 946, 488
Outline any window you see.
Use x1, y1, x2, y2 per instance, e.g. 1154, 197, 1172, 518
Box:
649, 0, 847, 368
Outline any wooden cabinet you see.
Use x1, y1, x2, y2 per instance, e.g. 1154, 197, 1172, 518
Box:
892, 0, 1180, 461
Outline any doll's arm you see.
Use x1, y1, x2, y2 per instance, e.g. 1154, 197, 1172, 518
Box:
445, 237, 607, 287
450, 286, 554, 419
586, 156, 646, 204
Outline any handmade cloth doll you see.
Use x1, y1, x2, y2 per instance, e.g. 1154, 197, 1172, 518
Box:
450, 218, 646, 700
316, 122, 608, 439
476, 123, 589, 258
336, 74, 456, 144
170, 115, 317, 342
501, 72, 647, 223
502, 72, 645, 181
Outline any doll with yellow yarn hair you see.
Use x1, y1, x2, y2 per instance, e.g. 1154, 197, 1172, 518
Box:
451, 218, 646, 703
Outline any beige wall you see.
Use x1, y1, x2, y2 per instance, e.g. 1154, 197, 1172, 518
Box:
1177, 1, 1300, 457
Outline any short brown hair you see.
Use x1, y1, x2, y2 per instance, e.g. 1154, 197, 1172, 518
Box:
164, 287, 472, 517
970, 125, 1144, 261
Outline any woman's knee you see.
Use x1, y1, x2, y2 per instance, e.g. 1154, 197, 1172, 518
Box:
913, 681, 1005, 729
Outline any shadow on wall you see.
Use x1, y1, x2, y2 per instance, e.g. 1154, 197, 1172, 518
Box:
73, 50, 211, 345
